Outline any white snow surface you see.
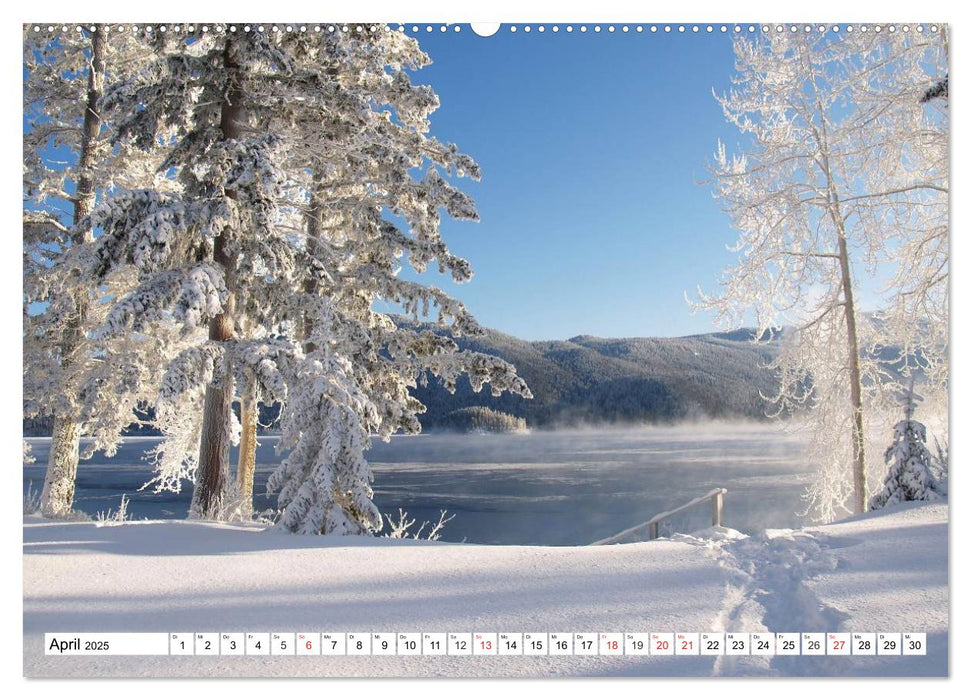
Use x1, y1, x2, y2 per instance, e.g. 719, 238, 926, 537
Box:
23, 501, 947, 677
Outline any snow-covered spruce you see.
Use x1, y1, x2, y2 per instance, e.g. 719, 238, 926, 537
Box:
87, 26, 530, 531
870, 418, 944, 509
267, 353, 381, 535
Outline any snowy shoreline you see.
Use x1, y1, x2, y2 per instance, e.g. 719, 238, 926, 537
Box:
23, 501, 947, 677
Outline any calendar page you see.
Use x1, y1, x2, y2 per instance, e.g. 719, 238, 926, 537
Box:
22, 6, 950, 683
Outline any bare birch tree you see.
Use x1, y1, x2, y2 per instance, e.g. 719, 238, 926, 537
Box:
695, 27, 948, 521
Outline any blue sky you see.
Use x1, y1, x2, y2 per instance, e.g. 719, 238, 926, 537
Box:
22, 25, 898, 341
397, 27, 748, 341
27, 26, 749, 341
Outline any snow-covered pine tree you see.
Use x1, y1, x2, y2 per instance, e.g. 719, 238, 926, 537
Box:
23, 25, 177, 517
88, 25, 300, 518
869, 380, 944, 509
91, 25, 530, 532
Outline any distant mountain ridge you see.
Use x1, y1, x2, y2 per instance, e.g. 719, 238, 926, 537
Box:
408, 322, 781, 428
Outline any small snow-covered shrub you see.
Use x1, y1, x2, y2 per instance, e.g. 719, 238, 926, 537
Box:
383, 509, 456, 541
23, 481, 41, 515
253, 508, 280, 526
95, 494, 131, 526
21, 482, 89, 520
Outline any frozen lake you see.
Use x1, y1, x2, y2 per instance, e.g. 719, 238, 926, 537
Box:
23, 424, 813, 545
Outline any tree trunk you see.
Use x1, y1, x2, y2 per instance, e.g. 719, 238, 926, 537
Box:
191, 300, 235, 518
190, 39, 242, 518
812, 81, 869, 516
233, 310, 258, 518
40, 418, 83, 517
235, 374, 258, 519
836, 231, 868, 514
302, 173, 326, 353
40, 25, 105, 518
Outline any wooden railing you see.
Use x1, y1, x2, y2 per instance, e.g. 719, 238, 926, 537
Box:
590, 488, 727, 545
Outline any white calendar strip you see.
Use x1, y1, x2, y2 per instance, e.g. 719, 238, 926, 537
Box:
45, 633, 170, 656
45, 632, 927, 657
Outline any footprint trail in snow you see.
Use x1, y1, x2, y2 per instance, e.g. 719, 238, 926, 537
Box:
676, 526, 851, 675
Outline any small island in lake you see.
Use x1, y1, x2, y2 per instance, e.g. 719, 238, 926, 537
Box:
439, 406, 528, 434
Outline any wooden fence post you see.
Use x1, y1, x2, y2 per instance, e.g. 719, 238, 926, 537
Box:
712, 490, 724, 527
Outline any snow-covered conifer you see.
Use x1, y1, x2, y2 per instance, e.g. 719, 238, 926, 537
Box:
88, 27, 298, 517
23, 25, 176, 517
90, 25, 530, 531
869, 381, 944, 509
262, 29, 530, 533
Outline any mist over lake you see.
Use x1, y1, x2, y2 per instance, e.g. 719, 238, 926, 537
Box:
24, 423, 812, 545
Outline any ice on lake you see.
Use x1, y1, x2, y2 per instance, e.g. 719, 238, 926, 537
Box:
23, 423, 813, 545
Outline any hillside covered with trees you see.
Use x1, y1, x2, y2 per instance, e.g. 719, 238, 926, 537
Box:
408, 322, 781, 428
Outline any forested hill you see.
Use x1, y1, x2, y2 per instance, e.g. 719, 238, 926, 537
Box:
409, 322, 782, 428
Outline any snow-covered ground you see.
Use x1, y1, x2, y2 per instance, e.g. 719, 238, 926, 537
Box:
22, 501, 947, 677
